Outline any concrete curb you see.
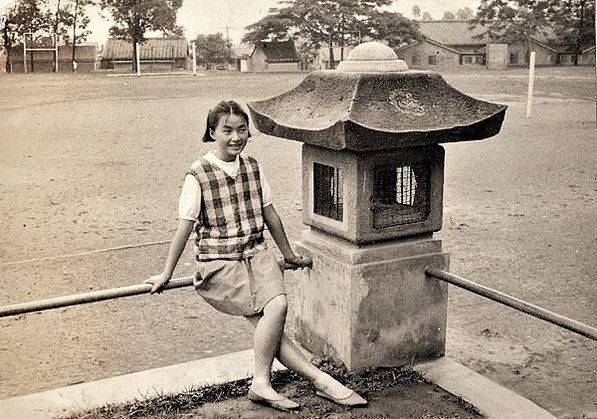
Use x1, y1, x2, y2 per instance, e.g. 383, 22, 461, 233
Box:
414, 357, 556, 419
0, 352, 556, 419
0, 350, 284, 419
105, 72, 205, 77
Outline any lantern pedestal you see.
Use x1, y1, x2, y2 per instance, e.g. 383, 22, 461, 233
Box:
293, 228, 449, 370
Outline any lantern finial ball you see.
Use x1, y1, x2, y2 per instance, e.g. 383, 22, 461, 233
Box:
337, 41, 409, 72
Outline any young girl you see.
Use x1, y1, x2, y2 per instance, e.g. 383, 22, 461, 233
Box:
145, 100, 367, 412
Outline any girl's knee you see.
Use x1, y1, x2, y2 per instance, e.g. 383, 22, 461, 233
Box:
264, 294, 288, 317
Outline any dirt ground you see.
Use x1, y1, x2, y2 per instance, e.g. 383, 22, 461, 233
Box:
0, 67, 595, 418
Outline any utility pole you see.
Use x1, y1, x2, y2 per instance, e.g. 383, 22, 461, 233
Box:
225, 25, 231, 70
71, 0, 79, 72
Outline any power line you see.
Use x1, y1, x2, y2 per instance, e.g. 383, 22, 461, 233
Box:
0, 238, 194, 267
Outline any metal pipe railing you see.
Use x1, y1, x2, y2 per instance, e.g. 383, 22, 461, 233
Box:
425, 266, 597, 341
0, 260, 310, 319
0, 276, 195, 318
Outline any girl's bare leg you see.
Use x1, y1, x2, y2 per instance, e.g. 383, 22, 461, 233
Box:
247, 310, 352, 399
249, 295, 289, 400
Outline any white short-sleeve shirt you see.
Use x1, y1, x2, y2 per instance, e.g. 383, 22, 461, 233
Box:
178, 151, 273, 221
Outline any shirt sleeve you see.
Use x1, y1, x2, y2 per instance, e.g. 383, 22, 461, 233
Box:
259, 163, 273, 207
178, 173, 201, 221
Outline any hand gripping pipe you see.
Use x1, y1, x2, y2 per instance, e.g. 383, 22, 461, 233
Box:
0, 259, 312, 319
425, 267, 597, 341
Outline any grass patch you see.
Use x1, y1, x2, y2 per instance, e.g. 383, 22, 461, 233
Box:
65, 358, 481, 419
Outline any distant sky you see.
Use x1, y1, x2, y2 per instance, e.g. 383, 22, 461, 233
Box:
0, 0, 481, 46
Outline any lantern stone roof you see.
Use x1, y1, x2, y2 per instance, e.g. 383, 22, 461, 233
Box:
248, 42, 507, 151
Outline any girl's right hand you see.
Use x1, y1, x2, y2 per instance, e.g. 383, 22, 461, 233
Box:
144, 273, 171, 294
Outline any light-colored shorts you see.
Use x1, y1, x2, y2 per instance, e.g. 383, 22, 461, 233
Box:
193, 248, 286, 317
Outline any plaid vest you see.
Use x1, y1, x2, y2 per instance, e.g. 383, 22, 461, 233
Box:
189, 155, 267, 261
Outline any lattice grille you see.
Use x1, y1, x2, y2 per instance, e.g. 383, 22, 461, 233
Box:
371, 163, 430, 228
313, 162, 343, 221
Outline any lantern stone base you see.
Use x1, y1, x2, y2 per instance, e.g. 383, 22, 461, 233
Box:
293, 228, 449, 370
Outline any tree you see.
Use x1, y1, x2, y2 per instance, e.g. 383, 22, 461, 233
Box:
194, 33, 229, 69
2, 0, 51, 73
456, 7, 474, 20
442, 11, 456, 21
472, 0, 558, 63
243, 13, 295, 42
100, 0, 184, 72
548, 0, 595, 64
421, 11, 432, 21
52, 0, 94, 70
1, 0, 94, 72
412, 5, 421, 19
243, 0, 420, 68
363, 10, 421, 49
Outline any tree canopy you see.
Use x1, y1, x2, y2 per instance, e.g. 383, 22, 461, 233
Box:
455, 7, 474, 20
472, 0, 595, 63
242, 0, 420, 55
193, 33, 229, 69
3, 0, 51, 45
2, 0, 93, 45
442, 11, 455, 21
472, 0, 557, 44
411, 5, 421, 19
100, 0, 183, 42
549, 0, 595, 51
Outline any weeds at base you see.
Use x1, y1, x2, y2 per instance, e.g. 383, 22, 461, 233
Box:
65, 357, 481, 419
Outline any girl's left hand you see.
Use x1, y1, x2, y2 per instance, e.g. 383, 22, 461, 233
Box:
283, 255, 313, 270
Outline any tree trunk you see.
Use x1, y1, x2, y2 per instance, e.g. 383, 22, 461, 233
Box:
575, 0, 586, 65
132, 42, 138, 73
2, 23, 11, 73
53, 0, 61, 72
526, 33, 531, 64
328, 33, 334, 69
340, 23, 345, 61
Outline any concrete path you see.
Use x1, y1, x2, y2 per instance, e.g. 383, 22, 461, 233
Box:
415, 357, 556, 419
0, 349, 283, 419
0, 352, 556, 419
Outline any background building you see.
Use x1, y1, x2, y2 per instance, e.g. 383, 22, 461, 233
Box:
101, 38, 188, 72
235, 40, 300, 72
6, 43, 99, 73
395, 20, 595, 69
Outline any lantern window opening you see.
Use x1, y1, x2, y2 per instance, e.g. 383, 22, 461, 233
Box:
371, 163, 431, 229
313, 162, 343, 222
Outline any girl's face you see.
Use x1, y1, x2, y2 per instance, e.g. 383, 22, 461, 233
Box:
211, 113, 250, 162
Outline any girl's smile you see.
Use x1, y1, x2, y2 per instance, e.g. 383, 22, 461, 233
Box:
212, 114, 250, 162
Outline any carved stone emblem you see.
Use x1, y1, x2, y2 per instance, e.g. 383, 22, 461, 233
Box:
389, 90, 425, 116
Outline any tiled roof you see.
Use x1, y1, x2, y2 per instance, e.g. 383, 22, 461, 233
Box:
415, 21, 585, 53
417, 21, 489, 45
103, 38, 188, 60
230, 43, 254, 59
255, 40, 299, 62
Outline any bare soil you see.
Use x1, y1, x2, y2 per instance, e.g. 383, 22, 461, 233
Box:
0, 67, 596, 418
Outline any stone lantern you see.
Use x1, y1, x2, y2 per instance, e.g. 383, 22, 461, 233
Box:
248, 42, 507, 370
